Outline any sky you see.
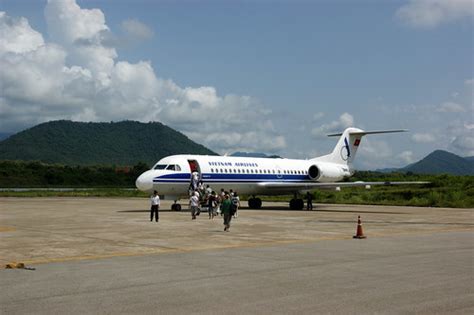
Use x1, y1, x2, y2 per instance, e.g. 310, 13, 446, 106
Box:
0, 0, 472, 169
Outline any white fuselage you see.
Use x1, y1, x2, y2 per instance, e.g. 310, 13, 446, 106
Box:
135, 154, 351, 199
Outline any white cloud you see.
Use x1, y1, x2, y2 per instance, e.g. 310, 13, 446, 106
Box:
436, 101, 465, 112
0, 0, 286, 154
397, 150, 416, 165
396, 0, 473, 29
447, 123, 474, 156
357, 138, 393, 169
45, 0, 109, 45
0, 12, 44, 55
311, 112, 354, 138
312, 112, 325, 121
121, 19, 154, 39
357, 139, 417, 169
412, 133, 436, 143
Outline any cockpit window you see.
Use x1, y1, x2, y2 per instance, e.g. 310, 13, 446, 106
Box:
166, 164, 181, 171
154, 164, 168, 170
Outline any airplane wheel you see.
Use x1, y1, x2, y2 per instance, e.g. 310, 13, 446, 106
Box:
289, 199, 296, 210
248, 198, 262, 209
248, 198, 256, 209
295, 199, 304, 210
290, 199, 304, 210
172, 204, 182, 211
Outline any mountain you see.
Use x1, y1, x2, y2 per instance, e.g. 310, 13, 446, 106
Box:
0, 132, 12, 141
401, 150, 474, 175
231, 152, 282, 158
0, 120, 217, 166
464, 156, 474, 162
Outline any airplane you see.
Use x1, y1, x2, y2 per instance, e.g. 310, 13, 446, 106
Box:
135, 127, 428, 210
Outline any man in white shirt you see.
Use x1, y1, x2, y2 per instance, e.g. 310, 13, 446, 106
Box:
150, 190, 160, 222
189, 191, 200, 220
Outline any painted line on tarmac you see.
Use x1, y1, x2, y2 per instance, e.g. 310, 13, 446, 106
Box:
17, 227, 473, 266
0, 226, 16, 232
20, 236, 348, 266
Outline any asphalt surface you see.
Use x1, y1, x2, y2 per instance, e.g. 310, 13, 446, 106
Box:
1, 198, 473, 314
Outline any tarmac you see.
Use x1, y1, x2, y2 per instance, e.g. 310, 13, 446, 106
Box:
1, 197, 473, 314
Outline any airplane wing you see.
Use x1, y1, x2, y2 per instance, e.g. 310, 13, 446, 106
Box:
257, 181, 430, 190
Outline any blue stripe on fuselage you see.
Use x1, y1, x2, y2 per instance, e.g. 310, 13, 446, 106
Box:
153, 173, 309, 183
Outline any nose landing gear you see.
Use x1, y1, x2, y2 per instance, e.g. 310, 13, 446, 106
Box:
171, 200, 182, 211
247, 196, 262, 209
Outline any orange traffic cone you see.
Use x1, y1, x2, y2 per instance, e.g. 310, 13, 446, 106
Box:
353, 215, 367, 239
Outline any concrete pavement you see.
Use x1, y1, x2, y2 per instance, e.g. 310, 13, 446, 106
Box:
0, 198, 473, 314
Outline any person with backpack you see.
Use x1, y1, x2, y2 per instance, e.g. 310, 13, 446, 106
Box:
231, 192, 241, 218
221, 193, 232, 231
207, 191, 217, 219
189, 191, 200, 220
218, 189, 225, 216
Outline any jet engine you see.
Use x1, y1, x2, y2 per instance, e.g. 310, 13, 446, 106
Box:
307, 163, 351, 182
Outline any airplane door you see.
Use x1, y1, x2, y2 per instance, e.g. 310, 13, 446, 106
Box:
188, 160, 201, 190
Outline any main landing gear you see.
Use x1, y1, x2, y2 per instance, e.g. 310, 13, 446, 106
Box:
289, 193, 304, 210
171, 200, 182, 211
289, 198, 304, 210
247, 195, 305, 210
247, 196, 262, 209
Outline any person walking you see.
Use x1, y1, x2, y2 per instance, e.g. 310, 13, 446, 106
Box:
190, 191, 200, 220
219, 188, 225, 216
231, 192, 241, 218
207, 191, 216, 219
306, 192, 313, 210
150, 190, 160, 222
191, 171, 199, 191
222, 194, 232, 231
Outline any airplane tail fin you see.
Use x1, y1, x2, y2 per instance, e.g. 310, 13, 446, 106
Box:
313, 127, 407, 167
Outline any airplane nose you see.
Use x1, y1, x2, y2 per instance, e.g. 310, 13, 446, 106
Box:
135, 171, 154, 192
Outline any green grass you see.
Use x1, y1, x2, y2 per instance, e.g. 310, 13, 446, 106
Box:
0, 188, 148, 198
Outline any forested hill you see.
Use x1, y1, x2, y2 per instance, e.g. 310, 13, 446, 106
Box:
402, 150, 474, 175
0, 120, 217, 166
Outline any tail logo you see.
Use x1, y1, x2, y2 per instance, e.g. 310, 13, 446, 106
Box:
340, 137, 351, 161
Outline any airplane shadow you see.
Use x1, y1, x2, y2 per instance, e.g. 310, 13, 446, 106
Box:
117, 208, 404, 215
117, 209, 185, 213
239, 207, 404, 215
